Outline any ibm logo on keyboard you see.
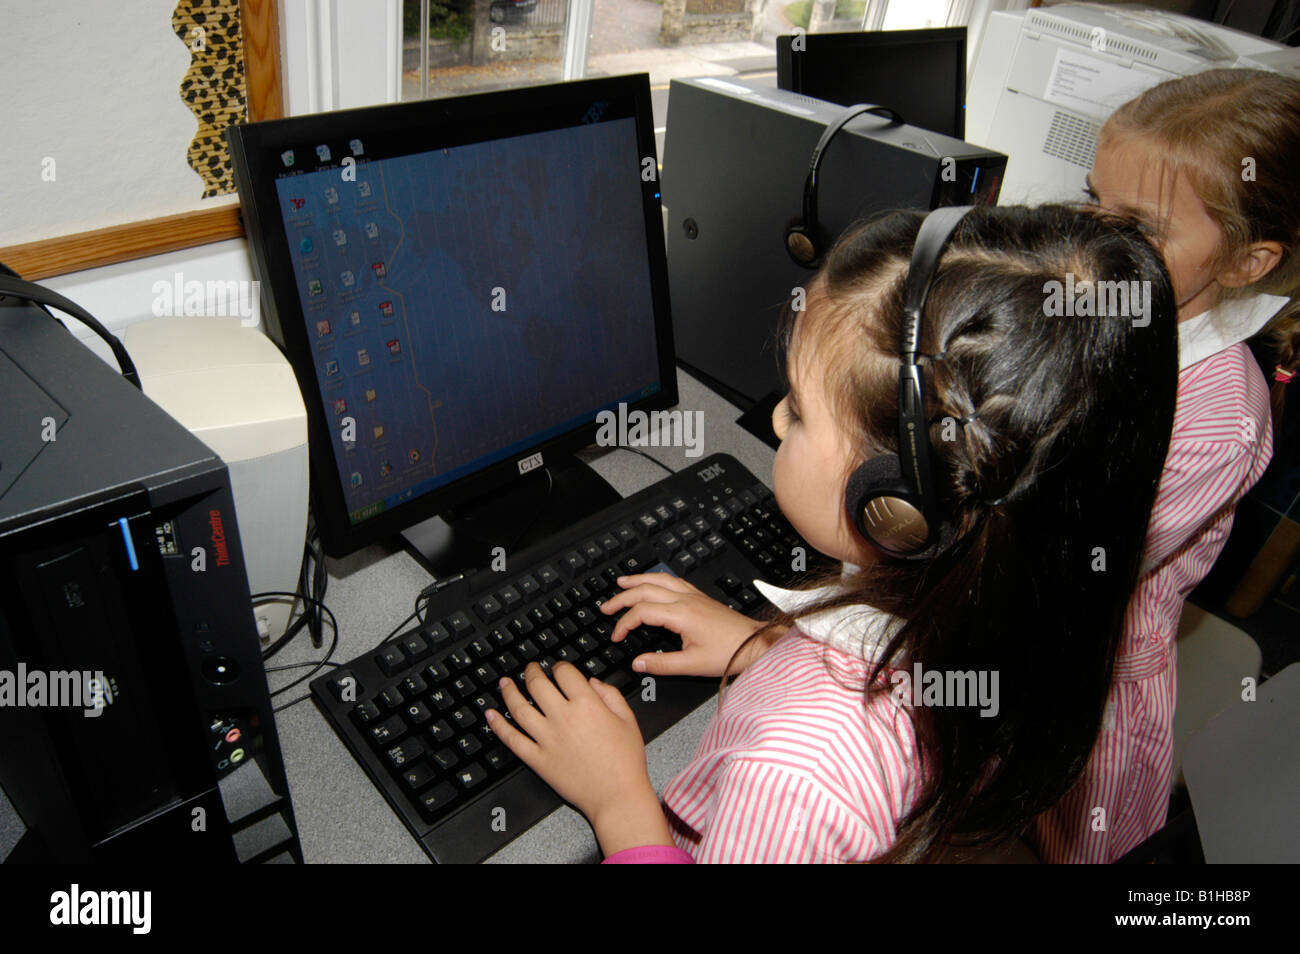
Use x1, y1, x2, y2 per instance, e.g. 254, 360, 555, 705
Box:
517, 452, 544, 475
697, 463, 725, 482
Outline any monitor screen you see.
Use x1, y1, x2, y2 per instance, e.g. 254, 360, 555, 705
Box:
777, 28, 966, 139
229, 76, 676, 556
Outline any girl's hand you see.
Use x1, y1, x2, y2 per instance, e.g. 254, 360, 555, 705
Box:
486, 662, 666, 852
600, 572, 786, 678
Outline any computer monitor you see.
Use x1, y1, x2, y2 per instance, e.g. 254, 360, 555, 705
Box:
228, 75, 676, 565
777, 28, 967, 139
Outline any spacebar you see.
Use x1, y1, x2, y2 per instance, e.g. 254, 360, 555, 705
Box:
421, 767, 561, 864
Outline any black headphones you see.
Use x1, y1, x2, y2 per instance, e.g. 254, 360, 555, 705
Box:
844, 204, 973, 559
785, 103, 904, 268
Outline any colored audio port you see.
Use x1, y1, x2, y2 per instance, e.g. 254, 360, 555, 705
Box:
230, 748, 245, 763
225, 728, 241, 744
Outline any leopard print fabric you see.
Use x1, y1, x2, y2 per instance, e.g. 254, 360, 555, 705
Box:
172, 0, 247, 198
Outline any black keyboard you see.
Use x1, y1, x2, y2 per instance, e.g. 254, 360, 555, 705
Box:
310, 453, 817, 863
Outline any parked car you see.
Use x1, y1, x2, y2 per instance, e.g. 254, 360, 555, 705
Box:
490, 0, 536, 23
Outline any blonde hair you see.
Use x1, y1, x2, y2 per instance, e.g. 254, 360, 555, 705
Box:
1102, 68, 1300, 420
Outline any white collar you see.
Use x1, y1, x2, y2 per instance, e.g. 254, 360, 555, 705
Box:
751, 563, 898, 663
1178, 294, 1287, 370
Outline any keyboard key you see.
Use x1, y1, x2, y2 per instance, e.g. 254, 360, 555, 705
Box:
717, 572, 742, 594
582, 657, 607, 678
620, 552, 651, 574
581, 540, 604, 563
428, 719, 455, 743
376, 646, 407, 677
516, 574, 541, 598
572, 606, 596, 627
472, 662, 500, 685
445, 611, 474, 636
597, 532, 620, 554
635, 512, 659, 534
497, 584, 522, 609
519, 637, 541, 659
457, 734, 483, 757
455, 763, 488, 790
654, 504, 673, 522
689, 541, 711, 562
471, 691, 500, 713
556, 618, 579, 639
398, 634, 431, 663
428, 687, 455, 711
468, 637, 493, 659
585, 574, 608, 594
418, 782, 458, 820
547, 593, 572, 614
432, 747, 459, 771
451, 706, 478, 730
424, 660, 451, 683
386, 738, 425, 768
400, 761, 437, 792
671, 551, 697, 572
448, 648, 473, 670
401, 673, 428, 697
566, 583, 590, 603
555, 645, 580, 663
535, 565, 562, 590
669, 496, 689, 514
495, 651, 521, 674
602, 645, 627, 667
473, 595, 504, 624
615, 525, 638, 548
489, 627, 513, 648
484, 746, 515, 771
326, 669, 363, 702
350, 700, 381, 726
370, 715, 405, 746
452, 675, 477, 699
422, 622, 452, 646
576, 633, 598, 654
689, 515, 710, 535
507, 615, 533, 637
404, 701, 433, 726
527, 605, 554, 627
378, 686, 405, 710
561, 550, 586, 574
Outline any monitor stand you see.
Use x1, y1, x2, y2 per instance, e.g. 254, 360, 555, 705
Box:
400, 454, 621, 578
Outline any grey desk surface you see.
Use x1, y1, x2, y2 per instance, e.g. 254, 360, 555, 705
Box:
269, 367, 779, 863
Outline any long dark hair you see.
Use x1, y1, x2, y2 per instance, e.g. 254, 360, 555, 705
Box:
729, 204, 1180, 862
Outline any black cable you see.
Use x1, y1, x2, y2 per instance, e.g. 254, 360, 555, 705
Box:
255, 590, 339, 701
0, 273, 141, 389
617, 446, 676, 475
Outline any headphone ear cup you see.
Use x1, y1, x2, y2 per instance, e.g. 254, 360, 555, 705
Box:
845, 456, 932, 555
785, 221, 820, 268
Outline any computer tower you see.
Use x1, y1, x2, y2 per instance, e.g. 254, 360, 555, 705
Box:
662, 77, 1007, 406
0, 298, 300, 863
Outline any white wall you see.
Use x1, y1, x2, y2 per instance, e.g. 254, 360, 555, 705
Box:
0, 1, 227, 247
18, 0, 403, 363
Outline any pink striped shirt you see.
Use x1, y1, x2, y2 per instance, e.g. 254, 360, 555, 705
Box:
658, 581, 919, 863
1029, 294, 1280, 862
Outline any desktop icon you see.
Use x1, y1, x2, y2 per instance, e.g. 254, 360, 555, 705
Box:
333, 229, 347, 246
408, 449, 421, 464
373, 425, 385, 440
379, 301, 394, 317
308, 279, 323, 297
349, 138, 364, 155
365, 388, 377, 402
387, 338, 401, 355
290, 197, 307, 211
358, 181, 372, 198
316, 319, 332, 337
316, 144, 332, 162
333, 398, 347, 414
364, 221, 379, 239
341, 270, 355, 288
379, 459, 392, 476
281, 149, 295, 167
357, 349, 370, 367
324, 187, 339, 204
324, 359, 340, 376
299, 237, 314, 254
371, 261, 386, 279
350, 310, 362, 327
350, 471, 362, 488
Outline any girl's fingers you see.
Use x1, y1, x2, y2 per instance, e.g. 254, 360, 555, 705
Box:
614, 572, 696, 594
599, 582, 685, 615
521, 661, 566, 713
485, 707, 540, 760
589, 677, 636, 721
609, 599, 692, 642
551, 660, 590, 699
499, 673, 548, 738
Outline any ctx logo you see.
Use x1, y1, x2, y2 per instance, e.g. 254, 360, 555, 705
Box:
290, 198, 307, 210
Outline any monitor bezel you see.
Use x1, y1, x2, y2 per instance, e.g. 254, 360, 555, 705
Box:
776, 27, 967, 140
228, 73, 678, 557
